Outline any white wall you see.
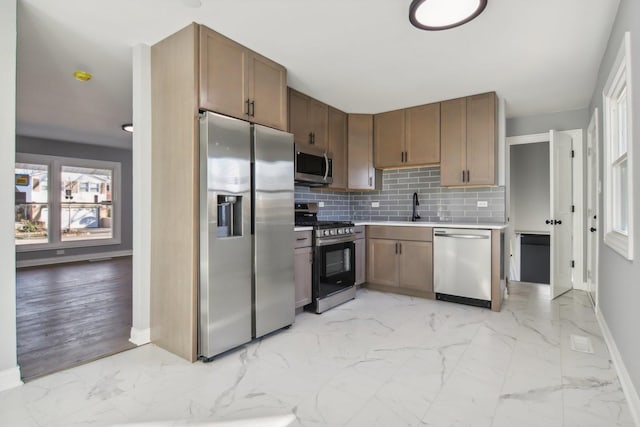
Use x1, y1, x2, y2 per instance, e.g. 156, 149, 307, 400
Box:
510, 142, 550, 233
588, 0, 640, 419
0, 0, 22, 391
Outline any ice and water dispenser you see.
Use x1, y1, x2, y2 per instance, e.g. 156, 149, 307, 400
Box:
217, 195, 243, 238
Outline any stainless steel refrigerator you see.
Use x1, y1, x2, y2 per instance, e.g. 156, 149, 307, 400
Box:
198, 112, 294, 360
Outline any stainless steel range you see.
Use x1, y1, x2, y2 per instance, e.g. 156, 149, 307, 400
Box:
295, 203, 356, 313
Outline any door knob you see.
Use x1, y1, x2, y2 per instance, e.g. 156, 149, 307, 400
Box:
545, 219, 552, 225
590, 227, 597, 232
554, 220, 562, 225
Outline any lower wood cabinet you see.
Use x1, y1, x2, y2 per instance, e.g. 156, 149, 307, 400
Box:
354, 226, 366, 286
366, 226, 433, 297
294, 231, 313, 309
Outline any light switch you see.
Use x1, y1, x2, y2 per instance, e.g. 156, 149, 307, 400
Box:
477, 200, 488, 208
371, 201, 380, 208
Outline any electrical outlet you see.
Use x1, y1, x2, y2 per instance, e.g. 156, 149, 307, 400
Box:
477, 200, 488, 208
371, 201, 380, 208
56, 249, 65, 255
318, 201, 325, 208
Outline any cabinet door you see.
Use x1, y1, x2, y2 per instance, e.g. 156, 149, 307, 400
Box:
466, 92, 497, 185
355, 238, 366, 286
398, 241, 433, 293
307, 98, 329, 150
348, 114, 375, 190
374, 109, 405, 168
288, 88, 310, 146
294, 246, 312, 308
366, 239, 398, 286
249, 52, 287, 131
406, 103, 440, 166
328, 107, 348, 189
440, 97, 467, 186
199, 27, 248, 120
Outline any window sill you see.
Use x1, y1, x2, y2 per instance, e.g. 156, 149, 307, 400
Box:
604, 230, 633, 261
16, 237, 122, 252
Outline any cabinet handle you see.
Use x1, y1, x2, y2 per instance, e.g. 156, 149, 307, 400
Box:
312, 132, 316, 144
245, 99, 251, 116
296, 237, 308, 241
395, 242, 398, 254
467, 170, 470, 182
309, 132, 314, 144
404, 151, 408, 163
368, 176, 372, 187
462, 170, 466, 182
250, 100, 255, 117
398, 242, 402, 254
401, 151, 404, 163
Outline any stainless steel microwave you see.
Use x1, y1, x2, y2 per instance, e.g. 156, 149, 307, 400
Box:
294, 144, 333, 185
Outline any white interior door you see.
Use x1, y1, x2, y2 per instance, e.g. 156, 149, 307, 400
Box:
550, 130, 574, 298
586, 111, 599, 307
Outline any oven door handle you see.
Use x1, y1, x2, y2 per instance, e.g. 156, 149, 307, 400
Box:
323, 151, 329, 182
316, 236, 356, 246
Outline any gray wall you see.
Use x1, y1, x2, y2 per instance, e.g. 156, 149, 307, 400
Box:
506, 108, 589, 137
295, 166, 505, 224
510, 142, 550, 233
588, 0, 640, 396
16, 136, 133, 262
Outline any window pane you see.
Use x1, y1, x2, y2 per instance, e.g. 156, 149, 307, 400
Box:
60, 166, 113, 242
617, 88, 628, 156
614, 160, 628, 234
15, 163, 49, 245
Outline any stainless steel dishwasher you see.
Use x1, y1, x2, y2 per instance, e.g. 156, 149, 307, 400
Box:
433, 228, 492, 308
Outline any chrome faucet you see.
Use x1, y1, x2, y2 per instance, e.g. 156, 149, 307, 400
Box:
412, 192, 421, 221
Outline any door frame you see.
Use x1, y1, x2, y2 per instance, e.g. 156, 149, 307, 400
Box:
586, 109, 600, 310
505, 130, 584, 294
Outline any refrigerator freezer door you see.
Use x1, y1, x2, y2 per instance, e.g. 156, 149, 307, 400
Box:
199, 112, 253, 359
253, 124, 295, 338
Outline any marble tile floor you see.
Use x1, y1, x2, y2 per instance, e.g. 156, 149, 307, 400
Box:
1, 283, 634, 426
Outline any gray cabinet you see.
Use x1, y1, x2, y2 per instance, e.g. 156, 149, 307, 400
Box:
294, 231, 313, 308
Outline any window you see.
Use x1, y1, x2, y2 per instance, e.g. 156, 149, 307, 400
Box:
603, 32, 634, 260
15, 153, 121, 251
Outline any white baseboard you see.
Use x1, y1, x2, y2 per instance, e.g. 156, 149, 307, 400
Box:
16, 250, 133, 268
596, 307, 640, 426
129, 327, 151, 346
0, 366, 23, 392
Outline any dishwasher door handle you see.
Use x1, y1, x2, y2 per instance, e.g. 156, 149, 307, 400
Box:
434, 232, 490, 239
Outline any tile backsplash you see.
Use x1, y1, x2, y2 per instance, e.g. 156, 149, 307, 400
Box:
295, 166, 505, 224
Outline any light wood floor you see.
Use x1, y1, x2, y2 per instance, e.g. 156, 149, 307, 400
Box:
16, 256, 135, 381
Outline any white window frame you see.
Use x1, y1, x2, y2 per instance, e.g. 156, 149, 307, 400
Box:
602, 32, 634, 260
15, 153, 122, 252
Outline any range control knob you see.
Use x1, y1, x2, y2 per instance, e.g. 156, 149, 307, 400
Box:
330, 229, 337, 236
337, 228, 344, 235
323, 230, 330, 236
349, 227, 354, 233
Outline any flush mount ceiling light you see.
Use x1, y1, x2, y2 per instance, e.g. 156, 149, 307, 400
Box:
121, 124, 133, 133
409, 0, 488, 31
73, 70, 92, 82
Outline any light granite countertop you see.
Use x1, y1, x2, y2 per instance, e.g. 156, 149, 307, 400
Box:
354, 221, 507, 230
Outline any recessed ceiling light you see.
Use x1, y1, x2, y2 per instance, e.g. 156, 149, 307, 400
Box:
73, 70, 92, 82
409, 0, 488, 31
121, 124, 133, 133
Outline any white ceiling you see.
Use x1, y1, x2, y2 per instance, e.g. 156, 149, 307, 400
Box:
16, 0, 620, 150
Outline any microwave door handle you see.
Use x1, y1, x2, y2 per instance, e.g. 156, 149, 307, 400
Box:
323, 152, 329, 182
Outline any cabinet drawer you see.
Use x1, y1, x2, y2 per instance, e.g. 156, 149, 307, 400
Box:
354, 225, 365, 240
294, 231, 312, 248
366, 226, 432, 242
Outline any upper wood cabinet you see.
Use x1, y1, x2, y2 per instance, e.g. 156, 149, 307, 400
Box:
288, 88, 328, 150
348, 114, 379, 190
374, 103, 440, 169
440, 92, 497, 186
328, 107, 348, 190
199, 26, 287, 131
